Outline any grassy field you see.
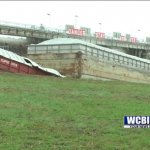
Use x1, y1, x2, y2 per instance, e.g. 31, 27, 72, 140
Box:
0, 72, 150, 150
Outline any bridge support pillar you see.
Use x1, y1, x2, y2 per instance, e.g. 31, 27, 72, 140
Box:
138, 50, 143, 58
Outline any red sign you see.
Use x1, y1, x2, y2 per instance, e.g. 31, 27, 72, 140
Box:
68, 28, 85, 36
131, 37, 137, 43
95, 32, 105, 38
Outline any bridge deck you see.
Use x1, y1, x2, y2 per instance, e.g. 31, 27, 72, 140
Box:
0, 22, 150, 51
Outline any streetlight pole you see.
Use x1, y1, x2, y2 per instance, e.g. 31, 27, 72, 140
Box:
99, 23, 102, 32
138, 29, 141, 42
74, 15, 78, 28
47, 13, 51, 27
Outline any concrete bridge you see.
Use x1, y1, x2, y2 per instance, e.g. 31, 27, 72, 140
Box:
0, 21, 150, 59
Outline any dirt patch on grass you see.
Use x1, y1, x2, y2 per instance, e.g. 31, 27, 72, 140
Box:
0, 88, 18, 93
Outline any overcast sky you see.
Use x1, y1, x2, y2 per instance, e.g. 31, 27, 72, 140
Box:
0, 1, 150, 39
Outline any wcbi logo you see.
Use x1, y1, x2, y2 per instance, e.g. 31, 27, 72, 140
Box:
124, 116, 150, 128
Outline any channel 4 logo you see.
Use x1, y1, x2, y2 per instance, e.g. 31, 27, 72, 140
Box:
124, 116, 150, 128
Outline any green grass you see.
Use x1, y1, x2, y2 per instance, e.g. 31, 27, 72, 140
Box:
0, 72, 150, 150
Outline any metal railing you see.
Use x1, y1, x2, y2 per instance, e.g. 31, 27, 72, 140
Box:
0, 20, 64, 33
27, 44, 150, 72
0, 20, 149, 45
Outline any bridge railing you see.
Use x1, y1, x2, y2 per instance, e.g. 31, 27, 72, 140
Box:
0, 20, 64, 33
0, 20, 148, 44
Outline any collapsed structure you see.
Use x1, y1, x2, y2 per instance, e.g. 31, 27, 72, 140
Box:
26, 38, 150, 83
0, 48, 64, 77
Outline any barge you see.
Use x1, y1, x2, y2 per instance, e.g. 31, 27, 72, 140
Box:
0, 48, 64, 77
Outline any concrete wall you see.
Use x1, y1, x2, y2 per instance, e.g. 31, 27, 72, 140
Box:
27, 52, 150, 83
27, 53, 81, 78
81, 54, 150, 83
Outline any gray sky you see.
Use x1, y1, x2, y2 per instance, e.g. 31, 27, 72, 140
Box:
0, 1, 150, 39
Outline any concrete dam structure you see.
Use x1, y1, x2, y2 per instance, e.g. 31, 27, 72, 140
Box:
27, 38, 150, 83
